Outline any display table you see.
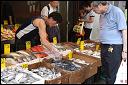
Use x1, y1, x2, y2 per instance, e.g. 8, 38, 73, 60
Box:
1, 40, 102, 84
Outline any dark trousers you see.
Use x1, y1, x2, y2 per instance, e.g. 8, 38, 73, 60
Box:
101, 44, 123, 84
83, 28, 92, 40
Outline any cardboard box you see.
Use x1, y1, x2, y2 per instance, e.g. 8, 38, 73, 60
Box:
68, 65, 89, 84
72, 53, 99, 79
63, 53, 99, 82
1, 65, 45, 84
74, 52, 101, 67
28, 61, 69, 84
44, 58, 89, 84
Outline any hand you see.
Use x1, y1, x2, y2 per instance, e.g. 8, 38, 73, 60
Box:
78, 19, 85, 22
53, 51, 63, 61
51, 48, 63, 61
122, 51, 127, 61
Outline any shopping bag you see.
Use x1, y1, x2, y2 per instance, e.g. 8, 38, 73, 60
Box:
114, 60, 127, 84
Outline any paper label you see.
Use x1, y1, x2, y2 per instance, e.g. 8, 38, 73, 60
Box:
4, 44, 10, 54
4, 20, 8, 25
53, 37, 57, 44
68, 51, 73, 60
80, 41, 84, 51
76, 38, 81, 45
1, 58, 6, 70
1, 24, 4, 32
26, 41, 31, 49
96, 45, 100, 51
21, 63, 28, 69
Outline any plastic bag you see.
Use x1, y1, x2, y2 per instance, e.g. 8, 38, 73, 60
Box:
114, 60, 127, 84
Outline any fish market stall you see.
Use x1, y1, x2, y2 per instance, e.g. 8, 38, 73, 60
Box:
1, 40, 102, 84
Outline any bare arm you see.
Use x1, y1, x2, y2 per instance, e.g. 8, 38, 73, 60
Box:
122, 29, 127, 52
86, 16, 94, 23
33, 18, 56, 52
122, 29, 127, 60
79, 16, 94, 23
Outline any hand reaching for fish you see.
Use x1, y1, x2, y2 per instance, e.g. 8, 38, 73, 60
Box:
51, 50, 63, 61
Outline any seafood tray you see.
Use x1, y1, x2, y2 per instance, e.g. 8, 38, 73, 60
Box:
1, 66, 44, 84
28, 61, 69, 84
30, 67, 61, 80
71, 58, 90, 65
49, 59, 81, 71
50, 59, 88, 84
2, 51, 36, 64
84, 43, 95, 48
1, 50, 37, 67
30, 45, 48, 58
74, 48, 101, 58
52, 44, 72, 56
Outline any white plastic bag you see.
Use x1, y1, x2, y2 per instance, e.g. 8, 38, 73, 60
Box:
114, 60, 127, 84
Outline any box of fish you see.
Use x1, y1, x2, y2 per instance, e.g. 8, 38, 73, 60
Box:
73, 50, 101, 67
29, 45, 48, 58
1, 66, 45, 84
16, 50, 37, 61
84, 43, 96, 49
72, 53, 100, 79
58, 57, 93, 84
28, 61, 69, 84
74, 48, 101, 58
46, 58, 88, 84
52, 60, 81, 71
52, 44, 72, 56
1, 50, 37, 67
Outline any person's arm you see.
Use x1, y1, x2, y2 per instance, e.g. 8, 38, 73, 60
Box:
79, 16, 94, 23
33, 18, 57, 52
33, 19, 62, 60
122, 29, 127, 60
116, 8, 127, 60
85, 16, 94, 23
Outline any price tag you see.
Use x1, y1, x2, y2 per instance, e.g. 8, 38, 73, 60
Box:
21, 63, 28, 69
68, 51, 73, 60
80, 41, 84, 51
4, 20, 8, 25
76, 38, 81, 45
4, 44, 10, 54
1, 24, 4, 32
15, 24, 20, 30
53, 37, 57, 45
96, 44, 100, 51
1, 58, 6, 70
26, 41, 31, 49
